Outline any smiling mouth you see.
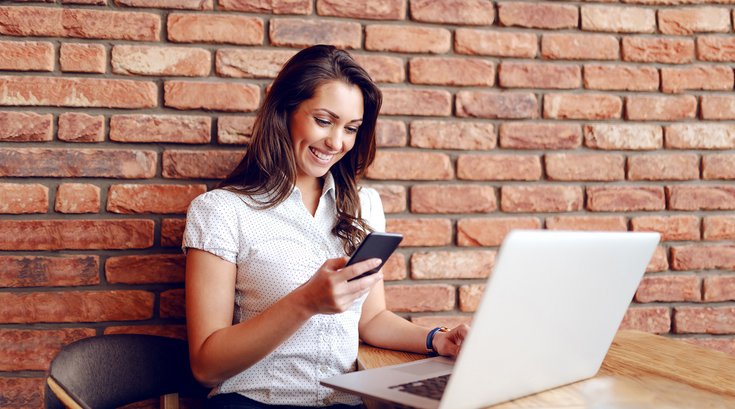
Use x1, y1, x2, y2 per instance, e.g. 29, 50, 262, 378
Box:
310, 147, 335, 162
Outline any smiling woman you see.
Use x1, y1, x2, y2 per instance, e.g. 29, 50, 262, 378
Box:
181, 45, 469, 409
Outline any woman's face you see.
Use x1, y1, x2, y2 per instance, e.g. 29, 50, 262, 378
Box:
289, 80, 364, 186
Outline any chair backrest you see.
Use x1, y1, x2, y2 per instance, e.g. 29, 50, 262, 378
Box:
45, 334, 208, 409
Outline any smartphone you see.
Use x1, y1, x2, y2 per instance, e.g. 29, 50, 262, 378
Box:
346, 232, 403, 282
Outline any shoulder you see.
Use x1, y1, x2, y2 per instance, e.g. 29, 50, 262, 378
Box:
358, 186, 385, 231
188, 189, 247, 217
358, 186, 382, 211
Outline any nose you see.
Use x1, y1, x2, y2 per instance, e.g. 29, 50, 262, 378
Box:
325, 129, 343, 152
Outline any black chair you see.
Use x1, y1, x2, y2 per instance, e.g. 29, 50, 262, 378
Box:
45, 334, 209, 409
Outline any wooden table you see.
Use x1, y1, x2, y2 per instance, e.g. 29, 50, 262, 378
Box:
357, 330, 735, 408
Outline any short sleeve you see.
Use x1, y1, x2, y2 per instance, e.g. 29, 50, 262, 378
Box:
360, 187, 386, 233
182, 190, 240, 264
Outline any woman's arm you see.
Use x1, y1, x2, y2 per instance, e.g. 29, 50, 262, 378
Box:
186, 249, 383, 387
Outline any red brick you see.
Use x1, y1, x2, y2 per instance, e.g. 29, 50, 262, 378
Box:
55, 183, 100, 214
0, 378, 45, 409
0, 328, 95, 371
0, 183, 47, 214
161, 218, 186, 247
110, 114, 211, 144
218, 116, 255, 145
378, 88, 452, 116
697, 36, 735, 62
412, 315, 472, 328
457, 217, 541, 247
410, 57, 494, 86
545, 153, 625, 181
542, 33, 619, 60
115, 0, 213, 9
352, 54, 405, 84
620, 307, 671, 334
219, 0, 311, 14
622, 37, 694, 64
411, 250, 494, 280
544, 93, 622, 120
674, 307, 735, 334
0, 6, 160, 41
216, 48, 295, 79
666, 124, 735, 149
107, 184, 206, 214
385, 218, 452, 247
704, 154, 735, 180
587, 186, 665, 212
64, 0, 106, 4
683, 338, 735, 357
59, 43, 106, 73
318, 0, 405, 20
626, 95, 697, 121
457, 154, 541, 181
0, 255, 99, 287
499, 123, 582, 150
704, 276, 735, 302
499, 62, 581, 89
458, 284, 483, 312
636, 275, 701, 303
112, 45, 210, 76
546, 215, 627, 231
0, 148, 156, 178
627, 153, 700, 181
0, 40, 53, 71
0, 111, 52, 142
702, 95, 735, 120
382, 253, 407, 281
0, 290, 154, 323
104, 325, 187, 340
410, 120, 495, 150
631, 215, 700, 241
106, 254, 185, 284
704, 216, 735, 241
661, 66, 734, 93
57, 112, 104, 142
164, 81, 259, 112
410, 185, 496, 214
455, 29, 537, 58
168, 13, 263, 46
410, 0, 493, 25
583, 64, 659, 91
659, 7, 730, 35
581, 5, 656, 33
270, 18, 360, 49
585, 124, 663, 150
0, 219, 154, 250
672, 245, 735, 271
501, 186, 583, 213
369, 184, 406, 213
498, 2, 577, 29
366, 24, 450, 53
669, 186, 735, 211
162, 150, 244, 179
648, 246, 670, 273
385, 284, 455, 312
367, 151, 452, 180
456, 91, 538, 119
0, 76, 156, 109
375, 119, 407, 147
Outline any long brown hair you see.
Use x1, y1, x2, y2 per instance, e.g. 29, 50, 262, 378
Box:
218, 45, 382, 255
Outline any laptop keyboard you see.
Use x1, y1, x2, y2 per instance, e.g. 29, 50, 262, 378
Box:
389, 374, 450, 401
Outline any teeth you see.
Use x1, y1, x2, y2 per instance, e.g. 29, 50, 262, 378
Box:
310, 147, 332, 161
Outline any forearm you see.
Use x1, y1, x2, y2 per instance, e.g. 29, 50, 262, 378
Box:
190, 287, 313, 387
360, 310, 430, 354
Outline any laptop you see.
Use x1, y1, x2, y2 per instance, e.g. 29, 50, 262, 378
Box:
322, 230, 660, 409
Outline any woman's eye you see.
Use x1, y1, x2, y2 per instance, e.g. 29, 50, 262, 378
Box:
346, 127, 359, 134
315, 117, 331, 127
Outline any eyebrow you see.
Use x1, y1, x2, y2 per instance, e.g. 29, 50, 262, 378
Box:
315, 108, 362, 123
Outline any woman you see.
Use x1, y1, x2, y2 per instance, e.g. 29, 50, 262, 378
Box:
183, 45, 469, 408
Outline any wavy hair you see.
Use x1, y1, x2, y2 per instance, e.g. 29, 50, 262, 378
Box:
218, 45, 382, 255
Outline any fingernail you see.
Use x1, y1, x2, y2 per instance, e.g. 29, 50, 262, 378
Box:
371, 258, 382, 266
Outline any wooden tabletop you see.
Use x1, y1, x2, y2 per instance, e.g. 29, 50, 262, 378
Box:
357, 330, 735, 408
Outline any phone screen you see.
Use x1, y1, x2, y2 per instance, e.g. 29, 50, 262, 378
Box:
346, 232, 403, 282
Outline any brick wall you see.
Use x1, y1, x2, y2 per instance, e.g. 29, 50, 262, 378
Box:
1, 0, 735, 406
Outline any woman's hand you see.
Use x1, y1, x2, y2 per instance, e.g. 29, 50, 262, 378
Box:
297, 256, 383, 315
432, 324, 470, 357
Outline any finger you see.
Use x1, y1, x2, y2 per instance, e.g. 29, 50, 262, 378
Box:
345, 270, 383, 293
322, 256, 349, 272
338, 258, 382, 281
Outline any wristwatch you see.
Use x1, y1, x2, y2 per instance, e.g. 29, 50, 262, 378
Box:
426, 326, 449, 355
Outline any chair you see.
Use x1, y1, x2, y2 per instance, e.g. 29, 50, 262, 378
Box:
45, 334, 209, 409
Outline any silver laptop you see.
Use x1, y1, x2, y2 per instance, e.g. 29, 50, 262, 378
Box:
322, 230, 660, 409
